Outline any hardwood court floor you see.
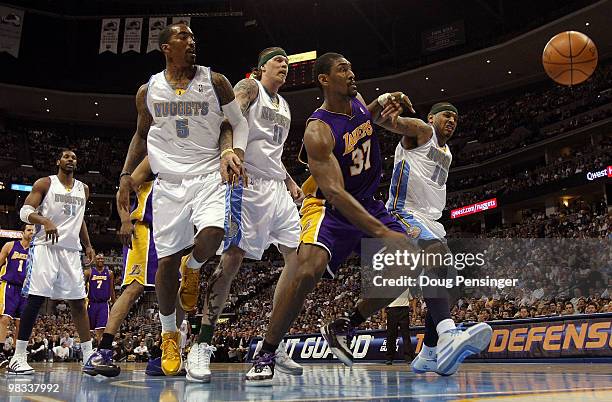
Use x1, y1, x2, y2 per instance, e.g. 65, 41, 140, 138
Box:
2, 362, 611, 401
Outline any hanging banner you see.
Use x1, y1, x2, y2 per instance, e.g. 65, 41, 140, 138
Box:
172, 16, 191, 26
99, 18, 120, 54
122, 17, 143, 53
147, 17, 167, 53
0, 6, 24, 58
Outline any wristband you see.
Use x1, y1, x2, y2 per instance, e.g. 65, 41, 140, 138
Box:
119, 172, 131, 179
377, 93, 392, 107
220, 148, 235, 158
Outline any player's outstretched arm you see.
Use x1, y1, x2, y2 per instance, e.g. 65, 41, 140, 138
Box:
359, 92, 432, 140
118, 84, 152, 213
80, 184, 95, 264
304, 120, 393, 238
20, 177, 59, 244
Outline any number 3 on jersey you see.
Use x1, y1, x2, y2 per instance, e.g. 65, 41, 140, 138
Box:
176, 119, 190, 138
350, 139, 372, 176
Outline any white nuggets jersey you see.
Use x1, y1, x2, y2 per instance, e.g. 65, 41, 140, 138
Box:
386, 127, 452, 221
244, 79, 291, 180
33, 175, 86, 250
146, 66, 224, 176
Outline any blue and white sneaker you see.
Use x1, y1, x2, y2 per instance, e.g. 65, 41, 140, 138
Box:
83, 349, 120, 377
435, 322, 492, 376
410, 350, 438, 374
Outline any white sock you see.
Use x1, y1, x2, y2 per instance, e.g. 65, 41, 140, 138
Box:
436, 318, 456, 336
81, 340, 93, 358
186, 253, 204, 270
15, 340, 28, 356
420, 344, 436, 359
160, 311, 178, 333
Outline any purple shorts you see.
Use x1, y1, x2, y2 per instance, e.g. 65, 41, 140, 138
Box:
87, 301, 109, 330
0, 281, 27, 319
300, 197, 405, 278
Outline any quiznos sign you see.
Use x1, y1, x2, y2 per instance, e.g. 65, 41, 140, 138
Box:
585, 166, 612, 181
248, 314, 612, 362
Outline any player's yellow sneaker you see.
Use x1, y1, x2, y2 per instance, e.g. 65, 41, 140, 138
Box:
178, 255, 201, 312
161, 331, 182, 376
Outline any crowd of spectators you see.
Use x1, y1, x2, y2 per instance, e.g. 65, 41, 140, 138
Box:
446, 139, 612, 209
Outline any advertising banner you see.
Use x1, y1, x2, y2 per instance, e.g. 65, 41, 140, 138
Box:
248, 314, 612, 362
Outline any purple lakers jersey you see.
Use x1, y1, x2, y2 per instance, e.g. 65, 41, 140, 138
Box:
0, 241, 29, 286
88, 266, 111, 302
300, 97, 382, 201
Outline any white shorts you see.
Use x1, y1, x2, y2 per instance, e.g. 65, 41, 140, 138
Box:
22, 245, 86, 300
221, 176, 300, 260
393, 210, 446, 241
153, 171, 226, 258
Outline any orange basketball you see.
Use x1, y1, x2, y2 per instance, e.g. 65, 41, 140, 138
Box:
542, 31, 598, 86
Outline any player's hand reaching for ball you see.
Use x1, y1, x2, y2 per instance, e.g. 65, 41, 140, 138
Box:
43, 218, 59, 244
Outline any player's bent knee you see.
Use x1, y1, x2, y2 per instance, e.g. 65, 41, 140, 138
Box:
222, 246, 245, 271
194, 227, 224, 253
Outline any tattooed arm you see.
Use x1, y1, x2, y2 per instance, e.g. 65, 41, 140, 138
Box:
233, 78, 259, 116
118, 83, 152, 213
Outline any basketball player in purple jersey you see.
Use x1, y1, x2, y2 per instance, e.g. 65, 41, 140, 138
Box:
246, 52, 412, 385
84, 253, 115, 343
0, 224, 34, 368
88, 156, 186, 377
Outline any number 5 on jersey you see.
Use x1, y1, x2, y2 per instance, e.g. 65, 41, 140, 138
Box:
176, 119, 190, 138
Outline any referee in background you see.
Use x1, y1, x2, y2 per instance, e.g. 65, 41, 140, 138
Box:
384, 289, 415, 365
